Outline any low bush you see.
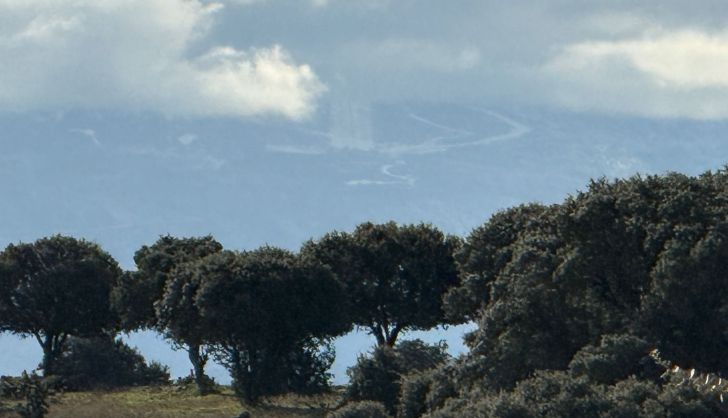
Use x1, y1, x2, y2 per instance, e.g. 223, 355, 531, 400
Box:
326, 400, 391, 418
398, 361, 458, 418
221, 337, 337, 403
13, 371, 51, 418
53, 336, 170, 390
405, 349, 728, 418
568, 334, 661, 384
345, 340, 449, 415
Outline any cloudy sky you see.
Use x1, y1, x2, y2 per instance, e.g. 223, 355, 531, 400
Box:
3, 0, 728, 383
3, 0, 728, 119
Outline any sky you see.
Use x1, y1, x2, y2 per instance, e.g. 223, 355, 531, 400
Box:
2, 0, 728, 384
4, 0, 728, 119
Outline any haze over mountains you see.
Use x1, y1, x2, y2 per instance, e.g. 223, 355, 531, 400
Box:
2, 100, 728, 382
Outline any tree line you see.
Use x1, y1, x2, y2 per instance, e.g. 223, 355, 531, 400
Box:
0, 222, 462, 403
5, 168, 728, 417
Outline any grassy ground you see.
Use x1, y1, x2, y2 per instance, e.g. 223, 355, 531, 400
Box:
0, 385, 341, 418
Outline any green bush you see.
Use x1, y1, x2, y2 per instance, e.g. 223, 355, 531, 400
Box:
13, 372, 50, 418
398, 360, 458, 418
53, 336, 170, 390
326, 401, 391, 418
568, 334, 658, 385
346, 340, 449, 415
221, 336, 336, 403
410, 359, 728, 418
283, 338, 337, 395
398, 372, 429, 418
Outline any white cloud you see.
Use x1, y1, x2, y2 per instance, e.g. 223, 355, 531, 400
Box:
0, 0, 325, 120
554, 30, 728, 88
544, 28, 728, 119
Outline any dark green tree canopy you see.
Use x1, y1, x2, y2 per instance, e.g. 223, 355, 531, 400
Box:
113, 235, 223, 330
112, 235, 223, 394
444, 203, 553, 322
191, 246, 350, 402
195, 247, 349, 346
54, 336, 170, 390
0, 235, 121, 375
410, 168, 728, 417
442, 171, 728, 390
302, 222, 461, 347
346, 339, 450, 415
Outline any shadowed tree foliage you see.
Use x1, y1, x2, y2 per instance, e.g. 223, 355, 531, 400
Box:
403, 168, 728, 417
114, 235, 223, 329
449, 204, 577, 389
444, 203, 552, 323
345, 339, 450, 415
54, 336, 170, 390
154, 261, 216, 393
0, 236, 121, 376
192, 247, 350, 403
113, 235, 223, 394
556, 172, 728, 373
301, 222, 461, 347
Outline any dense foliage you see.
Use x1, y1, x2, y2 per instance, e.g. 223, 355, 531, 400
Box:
53, 336, 170, 390
0, 236, 122, 375
302, 222, 461, 347
345, 339, 450, 414
404, 169, 728, 416
113, 235, 223, 393
115, 235, 223, 330
5, 169, 728, 415
191, 247, 350, 403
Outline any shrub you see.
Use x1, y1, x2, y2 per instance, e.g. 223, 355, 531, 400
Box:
346, 340, 449, 415
422, 371, 609, 418
283, 338, 337, 395
415, 351, 728, 418
398, 372, 430, 418
326, 401, 391, 418
398, 361, 458, 418
220, 336, 336, 403
568, 334, 658, 385
13, 372, 50, 418
53, 336, 170, 390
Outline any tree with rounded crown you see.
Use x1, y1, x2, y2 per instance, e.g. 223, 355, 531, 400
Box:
193, 247, 350, 403
301, 222, 461, 347
0, 235, 121, 376
112, 235, 223, 394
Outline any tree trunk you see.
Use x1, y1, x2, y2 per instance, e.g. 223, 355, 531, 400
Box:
188, 344, 212, 395
244, 349, 259, 404
38, 333, 66, 376
229, 348, 252, 403
373, 326, 386, 347
41, 348, 55, 377
385, 324, 403, 347
372, 323, 403, 347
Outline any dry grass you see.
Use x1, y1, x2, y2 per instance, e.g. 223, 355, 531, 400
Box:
1, 386, 342, 418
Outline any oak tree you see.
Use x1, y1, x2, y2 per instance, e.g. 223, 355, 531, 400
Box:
0, 235, 121, 375
302, 222, 461, 347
